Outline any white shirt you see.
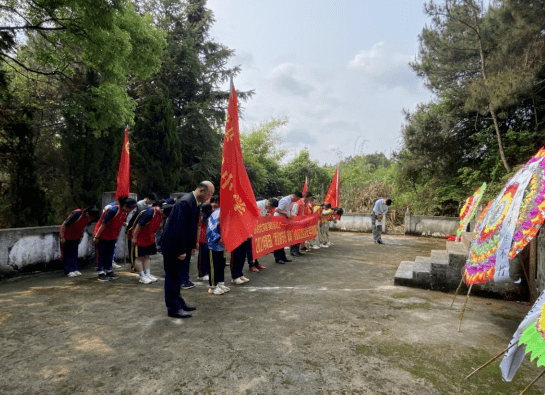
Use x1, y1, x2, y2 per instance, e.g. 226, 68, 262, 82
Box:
136, 199, 151, 212
275, 195, 292, 217
256, 200, 268, 216
373, 199, 389, 215
290, 201, 299, 216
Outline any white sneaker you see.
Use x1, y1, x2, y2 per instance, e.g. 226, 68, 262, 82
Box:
218, 283, 230, 293
197, 275, 209, 281
240, 276, 250, 283
112, 263, 122, 269
146, 273, 158, 282
67, 271, 78, 278
139, 275, 152, 284
208, 286, 224, 295
327, 242, 332, 245
312, 245, 320, 249
74, 271, 82, 276
232, 277, 245, 285
320, 244, 329, 248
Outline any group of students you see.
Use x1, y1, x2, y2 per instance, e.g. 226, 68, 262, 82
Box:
58, 190, 343, 295
59, 194, 173, 281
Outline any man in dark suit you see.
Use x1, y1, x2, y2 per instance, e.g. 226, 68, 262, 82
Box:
161, 181, 214, 318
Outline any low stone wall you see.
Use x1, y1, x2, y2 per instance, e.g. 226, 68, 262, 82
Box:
330, 211, 458, 237
328, 213, 384, 233
0, 225, 129, 280
404, 211, 459, 237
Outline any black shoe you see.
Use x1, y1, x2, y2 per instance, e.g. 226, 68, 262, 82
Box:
377, 239, 385, 244
97, 273, 110, 282
182, 303, 196, 311
106, 271, 119, 280
290, 252, 302, 257
276, 260, 286, 264
284, 259, 292, 262
168, 309, 192, 319
180, 281, 195, 289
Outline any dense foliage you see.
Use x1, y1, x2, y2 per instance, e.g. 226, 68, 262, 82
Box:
397, 0, 545, 215
2, 0, 544, 228
0, 0, 248, 227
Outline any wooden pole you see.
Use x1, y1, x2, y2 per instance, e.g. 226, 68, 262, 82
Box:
124, 234, 128, 267
518, 369, 545, 395
530, 238, 538, 303
451, 277, 464, 308
458, 283, 473, 332
465, 342, 517, 380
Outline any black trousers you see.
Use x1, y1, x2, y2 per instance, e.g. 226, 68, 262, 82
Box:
273, 248, 287, 262
163, 253, 190, 313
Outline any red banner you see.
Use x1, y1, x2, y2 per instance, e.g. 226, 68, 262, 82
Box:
251, 213, 320, 259
115, 128, 130, 200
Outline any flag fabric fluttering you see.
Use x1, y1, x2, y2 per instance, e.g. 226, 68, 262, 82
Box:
220, 82, 260, 253
302, 176, 308, 195
324, 167, 340, 208
115, 127, 130, 200
500, 289, 545, 381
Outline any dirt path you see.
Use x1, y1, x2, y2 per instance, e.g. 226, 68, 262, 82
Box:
0, 232, 542, 394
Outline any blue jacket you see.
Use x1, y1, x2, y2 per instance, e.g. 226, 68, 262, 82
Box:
207, 208, 224, 251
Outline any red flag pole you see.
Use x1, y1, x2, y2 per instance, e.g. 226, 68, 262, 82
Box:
115, 127, 130, 200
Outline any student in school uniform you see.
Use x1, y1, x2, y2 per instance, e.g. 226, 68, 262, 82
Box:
93, 196, 137, 282
59, 206, 99, 277
130, 202, 172, 284
196, 203, 214, 282
206, 201, 230, 294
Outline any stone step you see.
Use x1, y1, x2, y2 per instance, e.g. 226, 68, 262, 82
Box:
394, 261, 415, 287
446, 240, 468, 255
415, 256, 431, 263
430, 249, 448, 265
413, 260, 431, 284
461, 231, 473, 250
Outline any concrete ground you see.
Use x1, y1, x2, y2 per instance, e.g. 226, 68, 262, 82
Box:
0, 232, 544, 395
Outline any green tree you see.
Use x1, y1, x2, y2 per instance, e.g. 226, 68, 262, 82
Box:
280, 150, 332, 199
149, 0, 253, 190
240, 118, 288, 197
413, 0, 512, 171
0, 0, 166, 225
131, 83, 182, 197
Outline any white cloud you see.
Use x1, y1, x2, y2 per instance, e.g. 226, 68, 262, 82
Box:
266, 63, 315, 97
347, 42, 416, 89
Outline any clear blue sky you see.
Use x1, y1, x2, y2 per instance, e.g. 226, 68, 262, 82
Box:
207, 0, 434, 165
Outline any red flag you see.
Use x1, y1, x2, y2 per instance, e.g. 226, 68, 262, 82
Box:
115, 128, 130, 200
220, 83, 260, 252
324, 167, 340, 207
302, 176, 308, 195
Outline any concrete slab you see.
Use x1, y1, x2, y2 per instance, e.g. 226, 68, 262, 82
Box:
394, 261, 415, 287
0, 232, 541, 394
415, 256, 431, 263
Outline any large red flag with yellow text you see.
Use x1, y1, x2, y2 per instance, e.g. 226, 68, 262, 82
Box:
115, 128, 130, 200
324, 167, 339, 208
220, 83, 260, 252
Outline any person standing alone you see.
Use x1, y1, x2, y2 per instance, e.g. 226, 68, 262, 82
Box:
372, 198, 391, 244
